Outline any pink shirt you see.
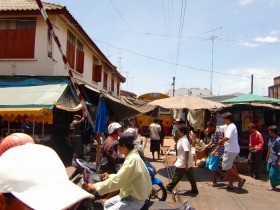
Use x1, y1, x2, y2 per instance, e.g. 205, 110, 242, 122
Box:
249, 130, 264, 152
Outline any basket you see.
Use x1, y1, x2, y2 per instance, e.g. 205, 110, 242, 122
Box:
234, 161, 250, 174
195, 150, 206, 160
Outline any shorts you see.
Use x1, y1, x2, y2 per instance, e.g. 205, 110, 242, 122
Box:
206, 155, 221, 171
150, 139, 160, 152
222, 151, 238, 170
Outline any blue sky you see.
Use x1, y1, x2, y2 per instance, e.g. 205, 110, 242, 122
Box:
47, 0, 280, 96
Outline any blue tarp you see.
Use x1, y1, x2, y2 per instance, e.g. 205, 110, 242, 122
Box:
94, 98, 108, 133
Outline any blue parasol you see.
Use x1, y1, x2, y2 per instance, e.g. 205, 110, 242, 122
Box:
94, 98, 108, 133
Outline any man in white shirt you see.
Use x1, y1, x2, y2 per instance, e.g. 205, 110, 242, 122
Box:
149, 118, 161, 159
85, 133, 152, 210
166, 124, 198, 194
218, 112, 246, 190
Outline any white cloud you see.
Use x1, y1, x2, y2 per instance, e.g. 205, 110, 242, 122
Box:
214, 67, 278, 96
255, 35, 279, 43
239, 0, 253, 6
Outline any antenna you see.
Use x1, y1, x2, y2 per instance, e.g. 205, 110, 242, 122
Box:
210, 26, 222, 96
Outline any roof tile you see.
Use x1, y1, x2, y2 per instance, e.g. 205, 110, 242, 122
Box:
0, 0, 63, 11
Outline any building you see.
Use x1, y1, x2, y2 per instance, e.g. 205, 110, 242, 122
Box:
268, 76, 280, 99
167, 88, 211, 97
0, 0, 125, 97
0, 0, 129, 163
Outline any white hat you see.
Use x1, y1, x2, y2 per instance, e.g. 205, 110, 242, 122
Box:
0, 144, 93, 210
108, 122, 122, 134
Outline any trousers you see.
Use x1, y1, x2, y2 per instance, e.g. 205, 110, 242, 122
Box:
166, 167, 198, 192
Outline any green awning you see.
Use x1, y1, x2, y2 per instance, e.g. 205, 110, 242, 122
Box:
220, 93, 280, 104
0, 83, 68, 108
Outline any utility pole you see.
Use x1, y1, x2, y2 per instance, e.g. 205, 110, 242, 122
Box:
210, 26, 222, 96
172, 77, 175, 97
251, 74, 254, 94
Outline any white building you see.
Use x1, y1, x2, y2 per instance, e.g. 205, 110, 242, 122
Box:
167, 88, 211, 98
0, 0, 125, 97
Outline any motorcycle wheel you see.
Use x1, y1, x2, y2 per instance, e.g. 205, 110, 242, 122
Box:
148, 183, 167, 201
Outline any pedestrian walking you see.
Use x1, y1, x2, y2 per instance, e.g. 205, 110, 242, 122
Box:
149, 118, 161, 159
204, 121, 225, 186
218, 112, 246, 190
159, 119, 165, 155
248, 123, 264, 179
166, 124, 199, 194
266, 125, 280, 191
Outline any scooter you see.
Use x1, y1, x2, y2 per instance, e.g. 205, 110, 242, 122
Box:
72, 158, 190, 210
145, 161, 167, 201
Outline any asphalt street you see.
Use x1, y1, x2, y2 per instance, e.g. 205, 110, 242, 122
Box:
66, 137, 280, 210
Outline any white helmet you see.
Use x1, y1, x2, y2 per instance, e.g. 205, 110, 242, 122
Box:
108, 122, 122, 134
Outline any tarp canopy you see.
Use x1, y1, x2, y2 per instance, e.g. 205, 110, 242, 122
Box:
100, 92, 156, 121
220, 93, 280, 104
0, 77, 69, 124
149, 95, 225, 110
0, 83, 68, 108
0, 108, 53, 124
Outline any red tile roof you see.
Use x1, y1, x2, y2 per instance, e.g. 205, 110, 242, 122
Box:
0, 0, 63, 11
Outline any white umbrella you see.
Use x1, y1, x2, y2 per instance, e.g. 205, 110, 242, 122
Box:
149, 95, 225, 110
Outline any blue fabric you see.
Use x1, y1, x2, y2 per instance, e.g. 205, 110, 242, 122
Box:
94, 98, 108, 133
206, 155, 221, 171
267, 163, 280, 187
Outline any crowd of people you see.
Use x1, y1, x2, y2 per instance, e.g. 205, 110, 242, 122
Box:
0, 111, 279, 209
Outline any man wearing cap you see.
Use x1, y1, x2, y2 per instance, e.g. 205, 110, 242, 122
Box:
86, 133, 152, 210
248, 123, 264, 179
0, 139, 93, 209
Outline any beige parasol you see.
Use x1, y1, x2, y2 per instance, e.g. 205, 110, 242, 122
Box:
148, 95, 225, 110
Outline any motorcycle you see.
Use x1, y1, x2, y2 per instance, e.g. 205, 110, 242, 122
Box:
70, 158, 190, 210
145, 161, 167, 201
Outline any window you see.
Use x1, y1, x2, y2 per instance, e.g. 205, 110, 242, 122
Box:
103, 72, 108, 89
66, 30, 84, 73
0, 18, 36, 58
111, 78, 114, 91
92, 55, 102, 82
117, 82, 120, 95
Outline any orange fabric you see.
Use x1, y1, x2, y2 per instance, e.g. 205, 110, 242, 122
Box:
0, 193, 32, 210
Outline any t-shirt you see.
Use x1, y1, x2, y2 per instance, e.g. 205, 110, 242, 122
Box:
149, 123, 161, 140
174, 135, 194, 168
220, 123, 240, 153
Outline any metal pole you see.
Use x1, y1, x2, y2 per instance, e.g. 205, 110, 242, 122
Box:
35, 0, 94, 127
251, 74, 254, 94
172, 76, 175, 97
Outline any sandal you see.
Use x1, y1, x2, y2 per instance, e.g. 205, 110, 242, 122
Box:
266, 187, 276, 191
207, 182, 218, 186
238, 179, 246, 189
221, 185, 234, 190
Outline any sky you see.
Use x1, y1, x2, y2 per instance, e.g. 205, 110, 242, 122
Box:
47, 0, 280, 97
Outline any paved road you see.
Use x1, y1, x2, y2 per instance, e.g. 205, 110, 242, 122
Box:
144, 138, 280, 210
66, 137, 279, 210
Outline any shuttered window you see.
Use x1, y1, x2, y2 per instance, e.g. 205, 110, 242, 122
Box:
66, 30, 84, 73
117, 82, 120, 95
66, 31, 75, 69
75, 40, 84, 74
103, 72, 108, 89
92, 55, 102, 82
0, 18, 36, 59
111, 78, 114, 91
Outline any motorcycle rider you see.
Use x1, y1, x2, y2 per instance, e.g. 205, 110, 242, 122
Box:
0, 133, 93, 210
85, 133, 152, 210
102, 122, 124, 173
